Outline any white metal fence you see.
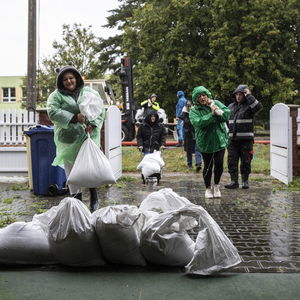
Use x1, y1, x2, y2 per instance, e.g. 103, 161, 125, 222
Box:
0, 109, 36, 145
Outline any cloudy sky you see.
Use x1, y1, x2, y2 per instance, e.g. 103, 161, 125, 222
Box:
0, 0, 119, 76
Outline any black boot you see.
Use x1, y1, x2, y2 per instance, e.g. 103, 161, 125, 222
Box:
89, 188, 99, 212
71, 193, 82, 200
242, 174, 249, 189
225, 174, 239, 189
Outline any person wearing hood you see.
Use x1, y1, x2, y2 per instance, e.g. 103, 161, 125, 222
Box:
140, 93, 160, 116
225, 84, 263, 189
175, 90, 187, 147
189, 86, 230, 199
47, 64, 105, 212
136, 109, 166, 154
180, 100, 202, 171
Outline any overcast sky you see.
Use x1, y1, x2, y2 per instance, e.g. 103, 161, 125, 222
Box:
0, 0, 119, 76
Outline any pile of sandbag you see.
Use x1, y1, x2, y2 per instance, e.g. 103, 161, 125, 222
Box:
137, 151, 164, 178
0, 188, 241, 275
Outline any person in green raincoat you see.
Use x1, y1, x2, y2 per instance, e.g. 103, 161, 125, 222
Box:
189, 86, 230, 199
47, 64, 105, 212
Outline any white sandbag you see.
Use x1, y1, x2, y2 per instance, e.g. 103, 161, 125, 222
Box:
67, 135, 116, 188
139, 188, 197, 230
141, 210, 195, 266
139, 188, 192, 214
93, 205, 146, 266
32, 205, 59, 235
181, 205, 241, 275
48, 197, 105, 267
0, 221, 57, 265
79, 91, 103, 121
137, 151, 164, 178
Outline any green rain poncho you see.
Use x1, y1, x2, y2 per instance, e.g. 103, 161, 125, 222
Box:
189, 86, 230, 153
47, 65, 105, 167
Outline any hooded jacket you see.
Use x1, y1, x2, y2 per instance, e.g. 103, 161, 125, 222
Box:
228, 85, 263, 141
189, 86, 230, 153
176, 91, 187, 118
136, 110, 166, 153
47, 65, 105, 166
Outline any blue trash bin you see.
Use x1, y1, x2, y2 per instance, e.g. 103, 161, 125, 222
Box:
24, 125, 68, 196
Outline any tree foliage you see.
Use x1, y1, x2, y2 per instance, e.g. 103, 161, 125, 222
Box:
36, 23, 102, 105
100, 0, 300, 120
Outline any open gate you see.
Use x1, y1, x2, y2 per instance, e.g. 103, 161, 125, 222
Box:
104, 106, 122, 180
270, 103, 292, 184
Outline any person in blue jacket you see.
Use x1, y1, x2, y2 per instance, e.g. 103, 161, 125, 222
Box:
175, 90, 187, 147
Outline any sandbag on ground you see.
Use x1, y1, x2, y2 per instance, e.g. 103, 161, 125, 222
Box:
141, 210, 195, 267
48, 197, 105, 267
0, 221, 57, 265
183, 205, 241, 275
93, 205, 146, 266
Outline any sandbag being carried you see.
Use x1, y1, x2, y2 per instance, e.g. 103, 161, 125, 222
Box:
93, 205, 146, 266
0, 221, 57, 265
79, 91, 103, 122
67, 135, 116, 188
137, 151, 164, 178
48, 197, 105, 267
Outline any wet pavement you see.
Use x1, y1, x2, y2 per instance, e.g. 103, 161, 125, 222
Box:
0, 172, 300, 273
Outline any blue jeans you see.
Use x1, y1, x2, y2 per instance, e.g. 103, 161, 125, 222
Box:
177, 119, 184, 142
187, 144, 202, 166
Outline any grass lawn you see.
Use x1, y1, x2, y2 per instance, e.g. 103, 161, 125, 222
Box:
122, 143, 270, 174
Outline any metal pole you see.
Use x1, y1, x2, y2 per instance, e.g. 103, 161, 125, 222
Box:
27, 0, 37, 111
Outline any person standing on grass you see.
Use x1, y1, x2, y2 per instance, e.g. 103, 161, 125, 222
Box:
180, 100, 202, 172
225, 84, 263, 189
175, 90, 187, 147
189, 86, 230, 199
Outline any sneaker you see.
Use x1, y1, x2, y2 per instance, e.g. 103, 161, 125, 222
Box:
213, 184, 221, 198
205, 187, 214, 199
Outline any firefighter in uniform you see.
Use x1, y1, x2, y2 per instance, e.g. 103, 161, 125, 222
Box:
225, 84, 263, 189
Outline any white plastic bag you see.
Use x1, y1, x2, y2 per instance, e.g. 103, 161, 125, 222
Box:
93, 205, 147, 266
181, 205, 241, 275
141, 210, 195, 267
137, 151, 164, 178
67, 135, 116, 188
48, 197, 106, 267
79, 91, 103, 121
0, 221, 57, 265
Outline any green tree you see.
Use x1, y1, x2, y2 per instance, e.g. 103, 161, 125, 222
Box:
35, 23, 102, 106
208, 0, 300, 118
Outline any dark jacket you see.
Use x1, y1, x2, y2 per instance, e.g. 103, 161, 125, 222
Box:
180, 109, 196, 153
136, 110, 166, 153
228, 85, 263, 141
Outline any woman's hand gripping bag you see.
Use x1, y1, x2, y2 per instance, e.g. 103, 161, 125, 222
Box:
93, 205, 147, 266
48, 197, 105, 267
67, 135, 116, 188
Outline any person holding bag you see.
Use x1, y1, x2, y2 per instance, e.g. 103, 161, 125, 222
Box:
47, 63, 105, 212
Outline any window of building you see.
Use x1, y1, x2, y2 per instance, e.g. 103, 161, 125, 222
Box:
2, 87, 16, 102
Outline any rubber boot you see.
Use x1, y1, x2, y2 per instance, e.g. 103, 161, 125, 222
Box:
225, 173, 239, 189
71, 193, 82, 201
89, 188, 99, 212
242, 174, 249, 189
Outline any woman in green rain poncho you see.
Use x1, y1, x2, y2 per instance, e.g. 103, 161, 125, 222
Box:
47, 64, 105, 212
189, 86, 230, 200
